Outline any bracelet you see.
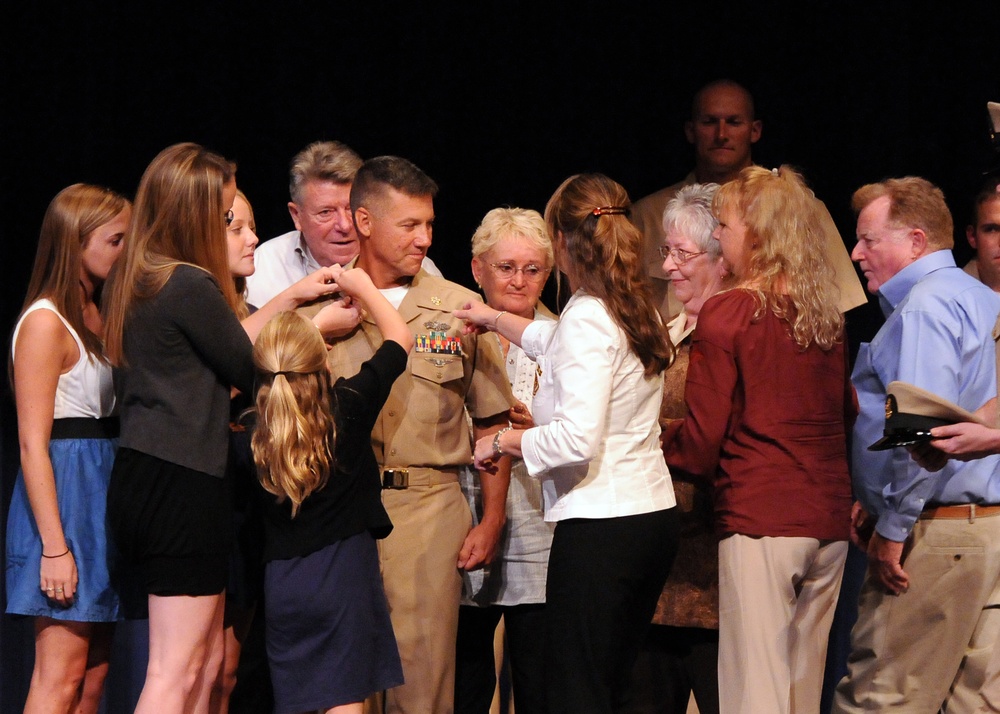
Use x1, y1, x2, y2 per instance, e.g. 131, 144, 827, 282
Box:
493, 310, 509, 331
41, 548, 70, 559
492, 426, 512, 459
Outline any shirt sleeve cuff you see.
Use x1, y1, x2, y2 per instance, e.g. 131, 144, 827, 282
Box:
521, 320, 548, 360
519, 430, 545, 478
875, 510, 917, 542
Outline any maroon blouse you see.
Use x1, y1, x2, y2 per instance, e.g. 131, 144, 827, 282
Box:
662, 289, 854, 540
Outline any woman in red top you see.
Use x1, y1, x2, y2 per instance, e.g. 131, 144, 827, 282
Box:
662, 166, 854, 714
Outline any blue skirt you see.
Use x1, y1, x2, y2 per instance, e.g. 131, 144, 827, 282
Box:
265, 531, 403, 713
5, 437, 120, 622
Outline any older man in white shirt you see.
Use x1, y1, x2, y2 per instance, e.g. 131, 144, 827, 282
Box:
247, 140, 440, 306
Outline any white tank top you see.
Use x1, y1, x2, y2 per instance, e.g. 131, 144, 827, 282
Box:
11, 299, 115, 419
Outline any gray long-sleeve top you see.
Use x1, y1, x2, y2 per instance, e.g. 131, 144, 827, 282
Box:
116, 264, 254, 478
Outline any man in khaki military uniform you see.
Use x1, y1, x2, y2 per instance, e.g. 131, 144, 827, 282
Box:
310, 155, 514, 714
631, 79, 866, 320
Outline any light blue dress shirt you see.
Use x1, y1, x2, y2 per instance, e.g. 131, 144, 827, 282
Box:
852, 250, 1000, 541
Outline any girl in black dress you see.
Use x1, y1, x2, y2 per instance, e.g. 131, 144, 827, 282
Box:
251, 266, 413, 714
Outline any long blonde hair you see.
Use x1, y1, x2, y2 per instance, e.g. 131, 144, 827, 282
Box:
233, 189, 255, 320
103, 142, 238, 364
19, 184, 129, 361
545, 173, 674, 376
251, 312, 336, 517
713, 165, 843, 350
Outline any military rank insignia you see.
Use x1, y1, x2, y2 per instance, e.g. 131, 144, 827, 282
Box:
885, 394, 896, 420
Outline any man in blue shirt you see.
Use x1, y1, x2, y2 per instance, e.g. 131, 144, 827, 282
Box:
833, 177, 1000, 712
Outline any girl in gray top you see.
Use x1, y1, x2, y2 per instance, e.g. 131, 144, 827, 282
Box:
102, 143, 255, 714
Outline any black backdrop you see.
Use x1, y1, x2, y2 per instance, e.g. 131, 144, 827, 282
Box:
2, 1, 1000, 709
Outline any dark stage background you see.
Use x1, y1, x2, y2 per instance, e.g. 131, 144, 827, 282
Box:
2, 1, 1000, 710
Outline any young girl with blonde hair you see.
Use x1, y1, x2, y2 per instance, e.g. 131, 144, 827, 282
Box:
251, 265, 413, 714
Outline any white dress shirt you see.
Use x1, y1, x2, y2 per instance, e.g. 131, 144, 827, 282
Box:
245, 230, 442, 307
520, 291, 676, 522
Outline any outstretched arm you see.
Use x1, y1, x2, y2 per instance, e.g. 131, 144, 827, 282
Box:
335, 267, 414, 354
241, 266, 340, 341
453, 302, 531, 349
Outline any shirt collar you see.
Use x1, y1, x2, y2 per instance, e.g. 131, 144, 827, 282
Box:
877, 250, 957, 317
293, 232, 322, 273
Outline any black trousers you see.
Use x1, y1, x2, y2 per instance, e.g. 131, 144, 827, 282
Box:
621, 624, 720, 714
544, 508, 679, 714
454, 602, 548, 714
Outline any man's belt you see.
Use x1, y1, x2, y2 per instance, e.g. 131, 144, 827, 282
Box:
919, 503, 1000, 521
381, 467, 461, 490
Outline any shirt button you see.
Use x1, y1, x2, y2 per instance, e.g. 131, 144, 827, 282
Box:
437, 372, 443, 379
390, 448, 397, 456
388, 410, 395, 417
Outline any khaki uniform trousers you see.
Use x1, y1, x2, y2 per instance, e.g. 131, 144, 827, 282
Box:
366, 480, 472, 714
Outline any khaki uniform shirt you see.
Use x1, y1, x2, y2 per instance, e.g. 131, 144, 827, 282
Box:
309, 268, 514, 470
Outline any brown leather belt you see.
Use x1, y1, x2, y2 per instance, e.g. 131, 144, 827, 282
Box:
919, 504, 1000, 521
381, 467, 461, 490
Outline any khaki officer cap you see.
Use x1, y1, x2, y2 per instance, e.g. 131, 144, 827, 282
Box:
868, 381, 987, 451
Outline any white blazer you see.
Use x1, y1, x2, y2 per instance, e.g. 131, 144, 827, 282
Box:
520, 291, 676, 521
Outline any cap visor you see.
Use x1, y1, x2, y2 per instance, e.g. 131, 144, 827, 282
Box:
868, 431, 935, 451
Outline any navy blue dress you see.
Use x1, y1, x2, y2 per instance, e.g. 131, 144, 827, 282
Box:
258, 340, 407, 713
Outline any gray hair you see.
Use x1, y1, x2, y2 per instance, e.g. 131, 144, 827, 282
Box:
470, 207, 553, 266
662, 183, 721, 258
289, 141, 363, 204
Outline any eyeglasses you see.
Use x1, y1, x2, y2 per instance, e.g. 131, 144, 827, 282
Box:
658, 245, 706, 265
489, 262, 550, 282
224, 209, 234, 227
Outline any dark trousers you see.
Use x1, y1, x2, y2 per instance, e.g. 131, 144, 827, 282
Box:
544, 508, 679, 714
455, 602, 548, 714
621, 624, 720, 714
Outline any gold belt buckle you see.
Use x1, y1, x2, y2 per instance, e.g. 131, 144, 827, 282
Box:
382, 468, 409, 490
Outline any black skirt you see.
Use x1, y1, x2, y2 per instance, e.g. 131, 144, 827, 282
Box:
107, 447, 231, 610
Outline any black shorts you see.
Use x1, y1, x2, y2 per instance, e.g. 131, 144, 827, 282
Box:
108, 447, 231, 604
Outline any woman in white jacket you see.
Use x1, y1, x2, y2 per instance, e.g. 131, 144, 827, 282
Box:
455, 173, 678, 714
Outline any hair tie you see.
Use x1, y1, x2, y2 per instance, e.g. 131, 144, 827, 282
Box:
591, 205, 629, 217
273, 370, 295, 378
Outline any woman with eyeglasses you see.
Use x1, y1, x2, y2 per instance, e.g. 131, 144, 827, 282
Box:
662, 167, 853, 714
624, 183, 727, 714
455, 174, 678, 714
453, 207, 556, 714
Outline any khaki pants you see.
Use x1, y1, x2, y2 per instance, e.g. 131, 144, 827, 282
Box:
366, 482, 472, 714
833, 513, 1000, 713
718, 535, 848, 714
